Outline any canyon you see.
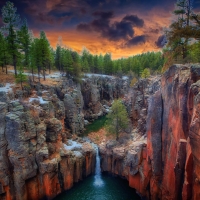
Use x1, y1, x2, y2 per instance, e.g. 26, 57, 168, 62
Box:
0, 64, 200, 200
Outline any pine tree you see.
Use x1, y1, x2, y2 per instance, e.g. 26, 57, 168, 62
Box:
39, 31, 51, 80
29, 40, 37, 82
72, 62, 82, 83
1, 1, 21, 75
104, 53, 113, 75
105, 100, 129, 140
48, 47, 54, 74
15, 65, 27, 89
33, 38, 42, 82
66, 50, 73, 76
0, 32, 10, 74
81, 47, 90, 72
97, 54, 104, 74
82, 57, 89, 72
88, 54, 94, 72
18, 19, 31, 68
141, 68, 150, 78
55, 45, 62, 71
166, 0, 195, 62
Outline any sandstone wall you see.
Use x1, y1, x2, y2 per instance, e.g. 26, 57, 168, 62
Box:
99, 65, 200, 200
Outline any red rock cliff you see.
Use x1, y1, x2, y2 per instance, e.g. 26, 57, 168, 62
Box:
0, 94, 96, 200
100, 64, 200, 200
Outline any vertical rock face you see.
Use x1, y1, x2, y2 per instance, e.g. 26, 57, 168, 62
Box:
99, 65, 200, 200
0, 93, 96, 200
3, 67, 200, 200
0, 75, 128, 200
81, 76, 129, 121
64, 90, 84, 135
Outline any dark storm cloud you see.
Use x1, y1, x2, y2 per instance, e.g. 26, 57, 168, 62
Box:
103, 20, 135, 40
155, 35, 166, 48
92, 11, 114, 19
77, 11, 144, 41
126, 35, 146, 47
77, 23, 92, 31
123, 15, 144, 27
0, 0, 185, 31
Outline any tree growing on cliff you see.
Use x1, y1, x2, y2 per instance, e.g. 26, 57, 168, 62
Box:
105, 100, 129, 140
141, 68, 150, 78
164, 0, 200, 67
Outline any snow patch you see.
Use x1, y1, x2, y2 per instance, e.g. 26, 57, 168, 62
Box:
122, 76, 128, 80
73, 151, 83, 157
0, 83, 14, 93
9, 70, 62, 79
85, 73, 114, 79
64, 140, 82, 151
29, 96, 48, 104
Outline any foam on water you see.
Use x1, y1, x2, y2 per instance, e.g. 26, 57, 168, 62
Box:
93, 144, 104, 187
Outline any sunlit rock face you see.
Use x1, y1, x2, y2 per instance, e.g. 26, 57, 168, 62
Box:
99, 64, 200, 200
0, 75, 128, 200
0, 92, 96, 200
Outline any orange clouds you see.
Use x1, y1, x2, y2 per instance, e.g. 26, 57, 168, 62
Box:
32, 29, 158, 60
32, 3, 173, 60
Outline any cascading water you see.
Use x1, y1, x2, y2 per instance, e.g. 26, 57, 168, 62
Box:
93, 144, 104, 187
54, 141, 141, 199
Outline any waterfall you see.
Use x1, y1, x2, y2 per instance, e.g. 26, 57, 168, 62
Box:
94, 145, 104, 187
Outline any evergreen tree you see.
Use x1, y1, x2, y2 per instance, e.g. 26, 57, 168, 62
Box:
48, 47, 54, 74
15, 65, 27, 89
0, 32, 10, 74
104, 53, 113, 74
165, 0, 195, 64
29, 40, 37, 81
66, 50, 73, 76
55, 45, 62, 71
141, 68, 150, 78
33, 38, 42, 82
88, 54, 94, 72
1, 1, 21, 75
105, 100, 129, 140
82, 57, 89, 72
72, 62, 82, 83
81, 47, 90, 72
97, 54, 104, 74
39, 31, 51, 80
18, 19, 31, 68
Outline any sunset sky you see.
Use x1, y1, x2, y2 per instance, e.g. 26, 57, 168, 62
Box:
0, 0, 200, 59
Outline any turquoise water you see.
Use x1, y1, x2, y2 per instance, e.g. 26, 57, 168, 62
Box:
54, 118, 141, 200
54, 174, 141, 200
84, 116, 107, 135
